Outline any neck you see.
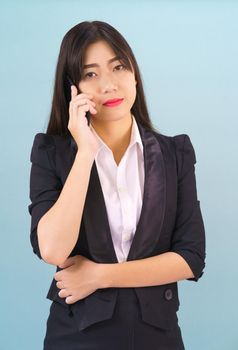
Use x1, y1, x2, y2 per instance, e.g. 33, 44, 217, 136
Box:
90, 113, 133, 153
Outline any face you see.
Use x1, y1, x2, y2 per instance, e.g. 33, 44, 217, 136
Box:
78, 40, 137, 124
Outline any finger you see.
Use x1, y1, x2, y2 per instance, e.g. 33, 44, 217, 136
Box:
54, 272, 61, 281
73, 98, 96, 108
74, 92, 94, 99
90, 107, 97, 114
81, 104, 97, 115
71, 87, 93, 101
71, 85, 78, 98
58, 289, 69, 298
72, 95, 95, 104
69, 101, 97, 116
69, 98, 96, 110
65, 295, 76, 304
72, 102, 90, 120
71, 102, 96, 120
56, 281, 64, 289
89, 105, 97, 113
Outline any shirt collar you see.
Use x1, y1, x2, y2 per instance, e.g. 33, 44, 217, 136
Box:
89, 114, 143, 156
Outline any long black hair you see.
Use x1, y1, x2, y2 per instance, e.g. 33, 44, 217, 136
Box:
46, 20, 159, 136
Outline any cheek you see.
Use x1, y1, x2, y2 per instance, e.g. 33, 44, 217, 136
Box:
127, 74, 136, 88
78, 81, 84, 91
78, 82, 94, 94
126, 81, 137, 101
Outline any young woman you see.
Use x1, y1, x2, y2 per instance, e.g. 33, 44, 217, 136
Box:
28, 20, 206, 350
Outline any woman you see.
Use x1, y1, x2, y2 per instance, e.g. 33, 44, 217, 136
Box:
28, 20, 206, 350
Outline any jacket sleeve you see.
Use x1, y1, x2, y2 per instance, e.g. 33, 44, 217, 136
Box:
171, 134, 206, 281
28, 133, 62, 260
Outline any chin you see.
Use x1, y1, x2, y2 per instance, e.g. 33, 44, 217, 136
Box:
96, 109, 130, 121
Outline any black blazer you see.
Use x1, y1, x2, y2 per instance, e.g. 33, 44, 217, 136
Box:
28, 122, 206, 332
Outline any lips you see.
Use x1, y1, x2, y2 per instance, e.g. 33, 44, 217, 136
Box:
103, 98, 124, 107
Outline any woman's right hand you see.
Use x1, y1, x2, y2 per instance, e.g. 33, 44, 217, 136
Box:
68, 85, 100, 158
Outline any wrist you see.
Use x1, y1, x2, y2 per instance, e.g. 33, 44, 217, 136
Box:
75, 150, 95, 164
97, 263, 114, 289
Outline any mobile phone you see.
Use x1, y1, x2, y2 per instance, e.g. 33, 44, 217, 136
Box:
66, 75, 91, 126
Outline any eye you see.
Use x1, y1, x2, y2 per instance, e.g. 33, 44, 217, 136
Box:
83, 72, 96, 79
114, 64, 127, 71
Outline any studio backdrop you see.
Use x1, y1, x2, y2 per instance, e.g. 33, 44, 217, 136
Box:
1, 1, 237, 349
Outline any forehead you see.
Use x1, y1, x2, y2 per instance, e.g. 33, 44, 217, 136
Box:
83, 40, 116, 63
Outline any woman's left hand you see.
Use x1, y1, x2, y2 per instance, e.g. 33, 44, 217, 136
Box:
54, 255, 104, 304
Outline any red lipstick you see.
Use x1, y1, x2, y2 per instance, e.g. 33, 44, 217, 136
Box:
103, 98, 124, 107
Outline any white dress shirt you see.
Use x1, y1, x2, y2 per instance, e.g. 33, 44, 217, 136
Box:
89, 115, 145, 262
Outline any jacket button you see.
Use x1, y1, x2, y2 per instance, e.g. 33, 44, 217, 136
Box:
164, 288, 173, 301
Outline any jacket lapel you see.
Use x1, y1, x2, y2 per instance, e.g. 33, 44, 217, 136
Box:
69, 122, 166, 263
127, 123, 166, 260
82, 161, 119, 263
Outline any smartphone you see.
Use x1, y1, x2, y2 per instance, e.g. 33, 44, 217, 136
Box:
66, 75, 91, 126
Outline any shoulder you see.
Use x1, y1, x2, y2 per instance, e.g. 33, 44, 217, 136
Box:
152, 131, 190, 149
31, 132, 69, 148
30, 132, 54, 150
30, 132, 71, 169
29, 133, 57, 169
152, 131, 197, 177
152, 131, 195, 159
29, 133, 55, 170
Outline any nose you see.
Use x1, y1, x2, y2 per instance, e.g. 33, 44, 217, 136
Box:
100, 73, 118, 93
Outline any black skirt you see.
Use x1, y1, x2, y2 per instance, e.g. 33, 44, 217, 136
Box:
43, 288, 185, 350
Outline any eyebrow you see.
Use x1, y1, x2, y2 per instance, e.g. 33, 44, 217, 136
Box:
83, 56, 122, 69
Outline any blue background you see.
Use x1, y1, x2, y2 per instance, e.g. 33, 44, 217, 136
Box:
1, 1, 237, 349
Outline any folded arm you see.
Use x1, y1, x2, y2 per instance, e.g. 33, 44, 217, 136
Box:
99, 252, 194, 288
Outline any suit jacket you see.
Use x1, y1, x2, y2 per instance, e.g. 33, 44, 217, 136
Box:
28, 122, 206, 332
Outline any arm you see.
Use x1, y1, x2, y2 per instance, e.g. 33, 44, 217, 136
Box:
99, 252, 194, 288
38, 151, 94, 265
52, 252, 193, 304
28, 134, 94, 266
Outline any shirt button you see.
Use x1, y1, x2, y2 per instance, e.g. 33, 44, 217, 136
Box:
118, 187, 126, 193
122, 232, 131, 241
